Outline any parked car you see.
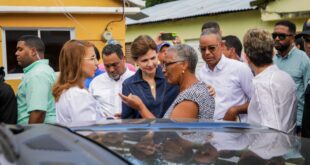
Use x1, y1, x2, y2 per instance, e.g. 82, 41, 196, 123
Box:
1, 119, 310, 164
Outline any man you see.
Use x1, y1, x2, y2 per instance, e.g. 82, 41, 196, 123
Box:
89, 44, 134, 118
198, 28, 253, 122
0, 66, 17, 124
15, 35, 56, 124
272, 20, 310, 133
296, 18, 310, 58
222, 35, 242, 61
244, 28, 297, 134
297, 18, 310, 138
157, 41, 170, 64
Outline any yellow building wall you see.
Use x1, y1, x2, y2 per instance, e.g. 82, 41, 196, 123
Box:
126, 10, 306, 43
0, 0, 126, 92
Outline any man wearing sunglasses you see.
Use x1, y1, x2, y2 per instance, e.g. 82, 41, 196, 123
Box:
89, 44, 135, 119
273, 20, 310, 135
198, 28, 253, 122
296, 19, 310, 58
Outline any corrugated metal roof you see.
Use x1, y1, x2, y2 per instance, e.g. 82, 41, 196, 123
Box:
126, 0, 257, 25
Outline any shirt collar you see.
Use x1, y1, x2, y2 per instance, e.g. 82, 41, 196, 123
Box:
23, 59, 49, 73
275, 46, 297, 59
132, 66, 165, 83
254, 64, 276, 80
119, 68, 131, 81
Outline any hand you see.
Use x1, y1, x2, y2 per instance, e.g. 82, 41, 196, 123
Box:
114, 113, 121, 119
223, 107, 238, 121
154, 32, 164, 45
173, 35, 182, 44
119, 93, 144, 111
207, 85, 216, 97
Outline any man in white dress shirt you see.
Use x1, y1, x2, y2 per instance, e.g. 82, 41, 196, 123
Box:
197, 29, 253, 122
243, 28, 297, 134
89, 44, 134, 118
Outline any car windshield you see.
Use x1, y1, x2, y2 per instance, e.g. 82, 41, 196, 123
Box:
72, 119, 310, 164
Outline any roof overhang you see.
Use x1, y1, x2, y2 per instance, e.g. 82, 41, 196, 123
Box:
124, 0, 145, 8
0, 6, 141, 15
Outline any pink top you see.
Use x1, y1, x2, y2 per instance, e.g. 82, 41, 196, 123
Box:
98, 63, 136, 72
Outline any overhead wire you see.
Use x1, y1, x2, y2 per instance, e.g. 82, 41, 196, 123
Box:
54, 0, 91, 34
104, 0, 126, 31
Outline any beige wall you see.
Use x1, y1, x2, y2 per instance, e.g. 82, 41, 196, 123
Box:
126, 10, 306, 43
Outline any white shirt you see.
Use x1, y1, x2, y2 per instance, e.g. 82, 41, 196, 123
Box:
56, 86, 97, 125
198, 55, 253, 122
247, 133, 294, 159
248, 65, 297, 134
89, 69, 134, 118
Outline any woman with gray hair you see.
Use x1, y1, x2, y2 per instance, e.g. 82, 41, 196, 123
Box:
120, 44, 215, 119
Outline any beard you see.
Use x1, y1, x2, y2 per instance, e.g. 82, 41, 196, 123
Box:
274, 42, 291, 52
108, 72, 120, 81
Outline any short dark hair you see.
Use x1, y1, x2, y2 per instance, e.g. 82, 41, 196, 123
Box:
275, 20, 296, 34
18, 35, 45, 54
243, 28, 273, 67
93, 46, 100, 61
131, 35, 157, 60
222, 35, 243, 57
102, 44, 124, 59
201, 21, 220, 32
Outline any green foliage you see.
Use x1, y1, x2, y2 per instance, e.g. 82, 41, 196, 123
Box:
146, 0, 177, 7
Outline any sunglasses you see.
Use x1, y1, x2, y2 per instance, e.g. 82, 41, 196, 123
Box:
272, 33, 293, 40
199, 44, 220, 53
302, 36, 310, 43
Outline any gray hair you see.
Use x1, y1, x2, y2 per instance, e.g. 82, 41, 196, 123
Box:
167, 44, 198, 73
200, 28, 222, 41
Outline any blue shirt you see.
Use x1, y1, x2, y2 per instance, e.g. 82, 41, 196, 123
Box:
84, 68, 104, 89
121, 66, 179, 118
273, 47, 310, 126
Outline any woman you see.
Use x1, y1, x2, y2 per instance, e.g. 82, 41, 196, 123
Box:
52, 40, 99, 124
121, 35, 179, 119
120, 44, 215, 119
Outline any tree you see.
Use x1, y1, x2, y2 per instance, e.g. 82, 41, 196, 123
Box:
145, 0, 177, 7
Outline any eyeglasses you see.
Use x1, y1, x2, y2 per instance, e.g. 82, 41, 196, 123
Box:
162, 60, 184, 69
302, 36, 310, 43
272, 33, 293, 40
84, 57, 98, 63
104, 61, 121, 68
199, 44, 220, 53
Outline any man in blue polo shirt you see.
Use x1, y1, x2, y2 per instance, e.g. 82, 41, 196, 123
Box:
15, 35, 56, 124
272, 20, 310, 134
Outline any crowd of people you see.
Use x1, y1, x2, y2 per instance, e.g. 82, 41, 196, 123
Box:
1, 18, 310, 138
